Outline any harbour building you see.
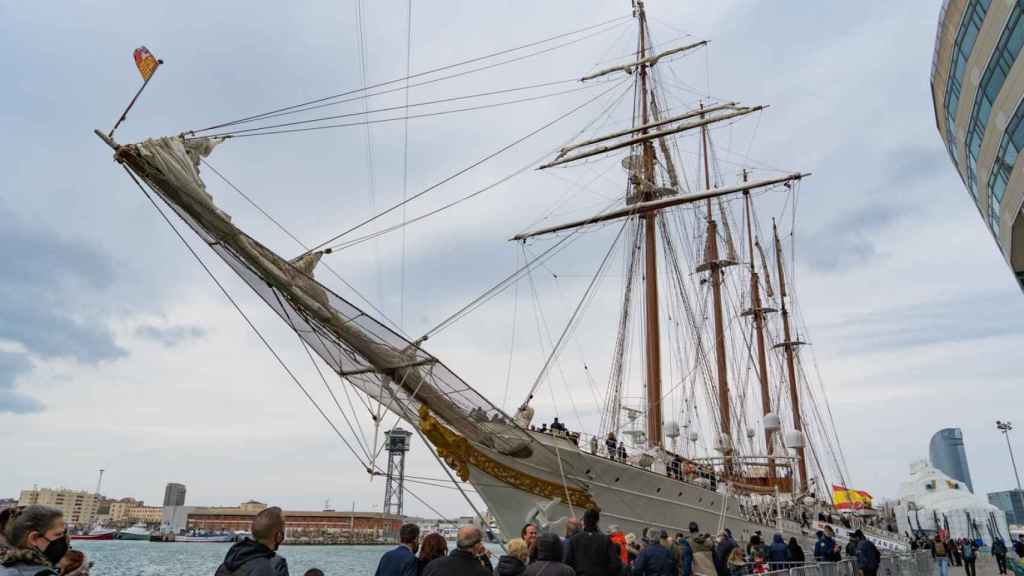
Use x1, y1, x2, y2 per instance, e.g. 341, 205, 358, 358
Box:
931, 0, 1024, 290
989, 489, 1024, 524
18, 488, 99, 527
929, 428, 975, 492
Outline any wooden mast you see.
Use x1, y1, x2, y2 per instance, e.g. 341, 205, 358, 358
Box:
699, 114, 732, 469
773, 219, 808, 489
636, 1, 663, 449
743, 172, 776, 479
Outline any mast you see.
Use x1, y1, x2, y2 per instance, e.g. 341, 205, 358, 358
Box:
636, 1, 663, 448
699, 114, 732, 469
743, 173, 775, 479
773, 220, 808, 489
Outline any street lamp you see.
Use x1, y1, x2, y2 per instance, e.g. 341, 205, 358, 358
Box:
996, 420, 1023, 492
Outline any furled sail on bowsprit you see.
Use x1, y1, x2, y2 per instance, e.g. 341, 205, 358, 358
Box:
106, 134, 534, 458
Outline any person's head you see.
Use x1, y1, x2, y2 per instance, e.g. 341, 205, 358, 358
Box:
853, 530, 864, 541
304, 570, 325, 576
521, 523, 538, 545
5, 505, 66, 565
535, 532, 562, 561
506, 538, 529, 562
816, 530, 824, 540
824, 526, 834, 537
608, 524, 621, 535
689, 521, 700, 535
565, 516, 579, 535
399, 523, 421, 551
626, 533, 636, 545
251, 506, 286, 550
659, 529, 669, 545
789, 537, 799, 547
456, 525, 482, 551
418, 532, 447, 561
582, 508, 600, 531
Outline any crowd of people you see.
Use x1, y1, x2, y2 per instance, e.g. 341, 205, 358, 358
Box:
918, 532, 1024, 576
371, 508, 887, 576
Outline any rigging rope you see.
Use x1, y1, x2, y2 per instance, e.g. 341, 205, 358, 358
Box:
302, 79, 628, 256
199, 82, 616, 139
401, 0, 413, 330
521, 221, 626, 408
201, 78, 591, 138
190, 16, 630, 133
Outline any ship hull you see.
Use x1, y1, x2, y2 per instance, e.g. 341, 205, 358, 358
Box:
71, 531, 115, 541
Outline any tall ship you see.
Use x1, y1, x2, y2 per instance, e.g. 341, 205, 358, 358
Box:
97, 2, 905, 551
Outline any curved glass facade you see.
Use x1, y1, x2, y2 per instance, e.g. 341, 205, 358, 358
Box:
965, 3, 1024, 203
945, 0, 993, 163
986, 96, 1024, 236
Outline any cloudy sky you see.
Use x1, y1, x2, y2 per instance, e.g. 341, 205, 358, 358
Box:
3, 0, 1023, 519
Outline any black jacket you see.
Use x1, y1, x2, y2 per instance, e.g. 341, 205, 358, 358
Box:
215, 539, 288, 576
525, 533, 576, 576
496, 555, 527, 576
566, 529, 622, 576
422, 549, 493, 576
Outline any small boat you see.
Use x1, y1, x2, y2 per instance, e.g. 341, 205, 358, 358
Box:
176, 534, 234, 543
117, 523, 152, 541
71, 528, 116, 541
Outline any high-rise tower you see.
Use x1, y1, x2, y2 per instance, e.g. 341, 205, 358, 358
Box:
929, 428, 975, 493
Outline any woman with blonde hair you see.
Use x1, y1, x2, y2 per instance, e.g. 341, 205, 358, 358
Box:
496, 538, 529, 576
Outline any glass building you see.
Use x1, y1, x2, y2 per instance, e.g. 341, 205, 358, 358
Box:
163, 482, 187, 507
988, 489, 1024, 524
929, 428, 975, 493
931, 0, 1024, 290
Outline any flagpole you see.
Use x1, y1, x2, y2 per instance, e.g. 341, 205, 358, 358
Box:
108, 57, 162, 138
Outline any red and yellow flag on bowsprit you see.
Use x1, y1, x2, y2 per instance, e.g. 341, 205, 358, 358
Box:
133, 46, 160, 81
832, 485, 873, 510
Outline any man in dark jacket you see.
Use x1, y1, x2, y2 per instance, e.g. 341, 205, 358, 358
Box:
524, 533, 575, 576
853, 531, 880, 576
566, 508, 621, 576
215, 506, 288, 576
822, 527, 839, 562
374, 523, 420, 576
713, 532, 736, 576
813, 532, 827, 562
671, 532, 694, 576
423, 526, 493, 576
635, 528, 676, 576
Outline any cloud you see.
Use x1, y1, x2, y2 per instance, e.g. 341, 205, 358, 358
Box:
0, 351, 43, 414
801, 203, 903, 272
135, 323, 207, 347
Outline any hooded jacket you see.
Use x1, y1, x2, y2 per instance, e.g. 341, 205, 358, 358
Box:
214, 538, 287, 576
524, 533, 575, 576
634, 541, 676, 576
768, 535, 789, 564
495, 555, 527, 576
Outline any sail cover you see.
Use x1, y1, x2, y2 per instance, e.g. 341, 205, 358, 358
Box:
114, 136, 533, 457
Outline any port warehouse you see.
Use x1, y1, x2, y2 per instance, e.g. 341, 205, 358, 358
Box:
186, 509, 401, 539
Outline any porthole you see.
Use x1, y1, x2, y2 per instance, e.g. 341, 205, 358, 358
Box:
615, 477, 620, 482
656, 488, 661, 493
677, 492, 682, 497
585, 469, 591, 475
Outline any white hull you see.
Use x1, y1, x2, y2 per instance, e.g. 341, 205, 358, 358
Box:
454, 430, 907, 552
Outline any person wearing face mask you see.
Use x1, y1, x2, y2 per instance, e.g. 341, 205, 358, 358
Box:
215, 506, 289, 576
0, 505, 70, 576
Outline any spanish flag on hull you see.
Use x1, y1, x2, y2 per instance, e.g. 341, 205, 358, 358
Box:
832, 485, 873, 510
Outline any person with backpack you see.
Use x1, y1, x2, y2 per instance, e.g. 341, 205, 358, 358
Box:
932, 535, 950, 576
961, 539, 977, 576
853, 530, 880, 576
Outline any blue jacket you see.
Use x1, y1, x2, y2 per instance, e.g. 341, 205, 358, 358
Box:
855, 539, 880, 570
768, 535, 789, 564
635, 542, 677, 576
375, 544, 418, 576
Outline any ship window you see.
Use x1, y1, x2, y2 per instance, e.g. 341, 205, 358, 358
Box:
585, 469, 591, 475
614, 477, 620, 483
656, 488, 661, 493
678, 492, 683, 497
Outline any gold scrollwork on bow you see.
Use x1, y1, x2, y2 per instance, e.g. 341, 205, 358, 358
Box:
419, 405, 596, 510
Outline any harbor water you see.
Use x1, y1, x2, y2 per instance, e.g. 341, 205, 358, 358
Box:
72, 540, 503, 575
